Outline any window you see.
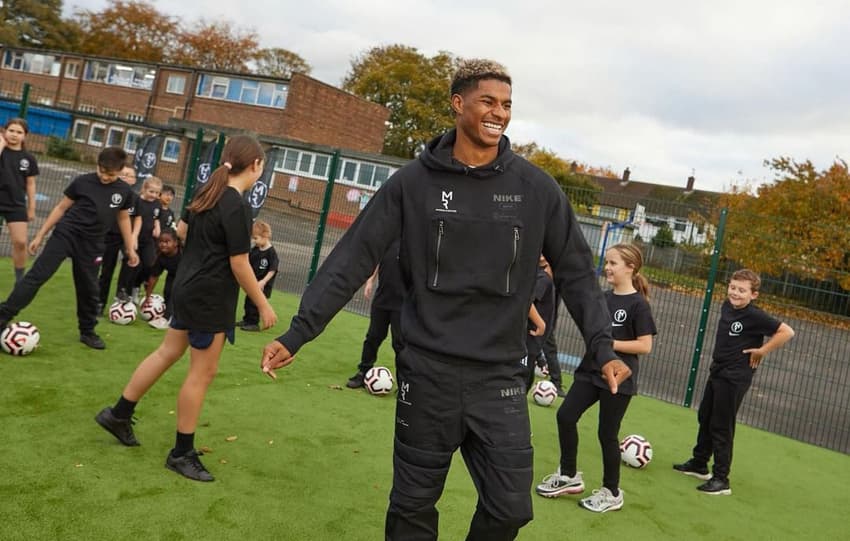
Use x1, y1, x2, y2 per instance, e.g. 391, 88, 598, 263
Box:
357, 164, 375, 187
166, 74, 186, 94
196, 74, 288, 108
88, 124, 106, 147
283, 149, 299, 171
341, 161, 357, 182
64, 62, 80, 79
78, 103, 96, 114
674, 219, 687, 232
162, 138, 181, 163
106, 127, 124, 147
313, 155, 329, 177
373, 166, 390, 188
124, 130, 143, 153
298, 153, 313, 174
72, 120, 89, 143
336, 158, 397, 189
2, 51, 60, 76
84, 61, 155, 89
102, 108, 121, 118
127, 113, 145, 123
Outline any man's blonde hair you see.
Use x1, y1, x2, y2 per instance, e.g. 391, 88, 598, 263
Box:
450, 59, 511, 97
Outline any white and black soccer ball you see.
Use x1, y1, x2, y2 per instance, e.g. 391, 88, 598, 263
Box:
108, 301, 137, 325
1, 321, 40, 356
364, 366, 394, 396
532, 380, 558, 407
620, 434, 653, 468
139, 294, 166, 321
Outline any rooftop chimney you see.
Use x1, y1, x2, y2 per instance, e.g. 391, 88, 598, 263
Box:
570, 161, 578, 173
620, 167, 631, 186
686, 175, 695, 193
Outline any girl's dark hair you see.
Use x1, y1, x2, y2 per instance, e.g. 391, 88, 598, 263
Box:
609, 243, 650, 299
187, 135, 264, 213
3, 117, 29, 150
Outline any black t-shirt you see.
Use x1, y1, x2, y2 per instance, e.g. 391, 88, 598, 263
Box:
575, 290, 657, 396
150, 250, 182, 278
106, 191, 139, 238
249, 244, 279, 288
711, 300, 781, 382
56, 173, 134, 239
171, 187, 252, 331
0, 148, 39, 211
135, 198, 161, 245
373, 238, 404, 310
159, 207, 175, 231
528, 267, 555, 334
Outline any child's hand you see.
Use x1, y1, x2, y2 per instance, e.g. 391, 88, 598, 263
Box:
27, 235, 43, 256
259, 304, 277, 330
126, 249, 140, 267
743, 347, 766, 368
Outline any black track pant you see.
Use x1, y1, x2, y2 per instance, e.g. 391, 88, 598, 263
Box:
692, 374, 751, 480
98, 233, 122, 307
540, 305, 563, 388
556, 378, 631, 492
241, 283, 274, 325
357, 305, 403, 373
117, 239, 155, 295
0, 230, 102, 334
386, 346, 533, 541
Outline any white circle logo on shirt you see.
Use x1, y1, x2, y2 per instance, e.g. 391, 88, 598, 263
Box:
731, 321, 743, 334
111, 194, 124, 205
614, 309, 627, 323
19, 158, 30, 171
260, 258, 269, 269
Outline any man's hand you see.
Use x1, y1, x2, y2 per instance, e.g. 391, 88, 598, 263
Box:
528, 320, 545, 337
601, 359, 632, 394
261, 340, 294, 380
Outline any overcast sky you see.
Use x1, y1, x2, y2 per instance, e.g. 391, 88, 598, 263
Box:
66, 0, 850, 192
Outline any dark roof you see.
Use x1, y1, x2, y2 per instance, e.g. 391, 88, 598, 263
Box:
589, 175, 721, 219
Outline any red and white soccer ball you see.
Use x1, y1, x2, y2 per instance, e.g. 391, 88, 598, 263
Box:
532, 380, 558, 406
140, 294, 166, 321
1, 321, 40, 356
364, 366, 394, 396
620, 434, 653, 468
109, 301, 137, 325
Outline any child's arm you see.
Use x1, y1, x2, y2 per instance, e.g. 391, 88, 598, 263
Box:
363, 266, 379, 300
258, 270, 276, 289
153, 218, 161, 239
130, 215, 142, 248
613, 335, 654, 355
744, 322, 795, 368
118, 210, 140, 267
230, 253, 278, 330
528, 304, 546, 337
26, 175, 37, 222
28, 196, 73, 255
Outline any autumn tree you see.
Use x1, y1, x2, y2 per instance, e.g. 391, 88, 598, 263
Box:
0, 0, 79, 50
254, 47, 311, 78
513, 141, 602, 210
720, 157, 850, 289
343, 45, 456, 159
170, 21, 259, 73
75, 0, 178, 63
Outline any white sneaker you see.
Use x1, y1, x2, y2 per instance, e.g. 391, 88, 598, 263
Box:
148, 317, 170, 330
535, 467, 585, 497
131, 287, 140, 305
579, 487, 624, 513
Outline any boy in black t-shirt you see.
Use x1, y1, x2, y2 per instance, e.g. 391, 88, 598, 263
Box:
674, 269, 794, 495
159, 184, 176, 231
97, 165, 138, 314
0, 147, 138, 349
238, 220, 279, 331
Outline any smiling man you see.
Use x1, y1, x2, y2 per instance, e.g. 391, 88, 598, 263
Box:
261, 59, 628, 540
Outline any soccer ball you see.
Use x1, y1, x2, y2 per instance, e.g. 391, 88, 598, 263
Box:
532, 380, 558, 406
1, 321, 40, 356
620, 434, 653, 468
534, 363, 550, 378
364, 366, 394, 395
139, 294, 166, 321
109, 301, 137, 325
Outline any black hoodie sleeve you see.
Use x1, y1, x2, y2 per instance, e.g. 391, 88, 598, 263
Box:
275, 176, 403, 355
540, 178, 618, 371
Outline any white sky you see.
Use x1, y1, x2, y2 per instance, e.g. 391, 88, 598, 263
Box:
66, 0, 850, 192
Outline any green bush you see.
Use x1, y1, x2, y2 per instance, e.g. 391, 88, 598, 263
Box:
652, 223, 676, 247
45, 136, 81, 161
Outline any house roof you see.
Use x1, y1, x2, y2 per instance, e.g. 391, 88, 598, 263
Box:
589, 175, 721, 219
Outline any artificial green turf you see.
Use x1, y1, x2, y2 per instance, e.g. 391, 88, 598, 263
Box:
0, 259, 847, 540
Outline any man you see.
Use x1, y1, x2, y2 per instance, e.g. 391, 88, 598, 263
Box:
262, 59, 631, 541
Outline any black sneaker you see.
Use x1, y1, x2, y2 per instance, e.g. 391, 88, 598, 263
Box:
697, 477, 731, 496
95, 407, 140, 446
240, 323, 260, 332
166, 449, 214, 482
346, 371, 365, 389
673, 458, 711, 480
80, 332, 106, 350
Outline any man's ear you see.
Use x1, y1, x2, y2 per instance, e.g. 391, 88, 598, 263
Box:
450, 93, 463, 115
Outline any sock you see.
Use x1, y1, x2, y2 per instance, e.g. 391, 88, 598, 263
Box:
14, 267, 24, 283
172, 431, 195, 457
112, 395, 137, 419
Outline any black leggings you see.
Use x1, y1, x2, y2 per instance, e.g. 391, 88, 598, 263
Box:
556, 378, 631, 492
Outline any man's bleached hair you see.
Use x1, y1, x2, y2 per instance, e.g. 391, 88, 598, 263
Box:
450, 59, 511, 97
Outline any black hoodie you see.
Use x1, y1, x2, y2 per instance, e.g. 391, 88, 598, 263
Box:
277, 130, 617, 369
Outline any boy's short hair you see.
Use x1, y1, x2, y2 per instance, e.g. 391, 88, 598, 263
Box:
252, 219, 272, 238
98, 146, 128, 172
143, 176, 163, 189
731, 269, 761, 292
450, 59, 512, 97
161, 185, 175, 196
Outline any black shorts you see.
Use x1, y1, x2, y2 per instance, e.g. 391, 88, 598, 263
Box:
169, 318, 235, 349
0, 208, 28, 223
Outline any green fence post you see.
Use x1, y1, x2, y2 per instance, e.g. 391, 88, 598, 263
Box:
19, 83, 31, 118
308, 150, 341, 283
684, 207, 728, 407
211, 132, 226, 170
180, 128, 205, 215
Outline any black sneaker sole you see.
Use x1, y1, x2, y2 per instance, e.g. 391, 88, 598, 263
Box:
675, 470, 711, 480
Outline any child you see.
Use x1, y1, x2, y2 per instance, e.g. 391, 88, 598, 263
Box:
238, 219, 279, 332
345, 238, 404, 388
673, 269, 794, 495
116, 176, 162, 303
97, 165, 137, 314
159, 184, 176, 231
536, 243, 656, 513
95, 135, 277, 482
0, 118, 39, 284
143, 228, 182, 329
525, 255, 555, 392
0, 147, 138, 349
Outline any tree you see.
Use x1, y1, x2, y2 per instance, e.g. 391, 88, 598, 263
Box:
254, 47, 311, 79
75, 0, 177, 63
343, 45, 456, 159
652, 223, 676, 247
171, 21, 260, 72
513, 141, 602, 210
0, 0, 79, 50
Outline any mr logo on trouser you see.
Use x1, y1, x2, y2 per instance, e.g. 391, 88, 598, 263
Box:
386, 346, 533, 541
